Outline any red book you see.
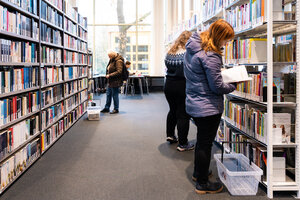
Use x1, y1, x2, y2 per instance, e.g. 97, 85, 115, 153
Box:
28, 92, 32, 113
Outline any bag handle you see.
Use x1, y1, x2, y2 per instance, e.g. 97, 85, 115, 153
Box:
221, 141, 253, 166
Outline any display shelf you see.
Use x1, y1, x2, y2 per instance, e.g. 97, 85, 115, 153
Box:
41, 81, 64, 89
64, 30, 78, 39
0, 30, 39, 43
235, 21, 297, 37
43, 0, 64, 15
41, 98, 64, 111
0, 62, 39, 66
227, 93, 297, 108
41, 18, 64, 32
0, 155, 40, 194
0, 110, 40, 132
0, 0, 39, 20
64, 111, 87, 133
0, 131, 40, 164
202, 9, 224, 24
40, 41, 63, 49
64, 14, 77, 24
64, 46, 78, 52
41, 115, 64, 133
41, 132, 64, 155
0, 86, 39, 99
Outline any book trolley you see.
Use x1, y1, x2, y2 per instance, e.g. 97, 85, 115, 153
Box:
0, 0, 90, 193
166, 0, 300, 198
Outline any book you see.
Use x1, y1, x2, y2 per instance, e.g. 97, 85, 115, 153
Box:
5, 0, 38, 15
64, 66, 78, 80
41, 46, 62, 64
78, 53, 87, 64
78, 40, 87, 52
41, 85, 63, 108
64, 34, 77, 50
78, 66, 87, 78
40, 23, 62, 45
41, 119, 64, 152
64, 17, 77, 35
41, 102, 64, 130
64, 80, 78, 96
78, 78, 88, 90
64, 50, 78, 64
41, 1, 63, 28
78, 26, 87, 41
221, 65, 252, 83
40, 66, 63, 86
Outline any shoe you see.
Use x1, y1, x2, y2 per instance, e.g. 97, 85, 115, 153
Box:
192, 170, 213, 182
101, 108, 110, 113
176, 142, 194, 152
166, 136, 178, 144
195, 180, 223, 194
110, 109, 119, 114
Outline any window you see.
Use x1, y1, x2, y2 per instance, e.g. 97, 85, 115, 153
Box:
78, 0, 153, 75
138, 45, 148, 52
138, 54, 148, 61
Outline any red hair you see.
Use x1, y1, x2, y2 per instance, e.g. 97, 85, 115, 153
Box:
200, 19, 234, 55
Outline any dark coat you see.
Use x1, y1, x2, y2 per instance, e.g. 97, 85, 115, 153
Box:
184, 32, 236, 118
106, 54, 124, 88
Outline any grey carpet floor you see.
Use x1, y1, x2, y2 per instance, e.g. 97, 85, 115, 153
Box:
0, 93, 294, 200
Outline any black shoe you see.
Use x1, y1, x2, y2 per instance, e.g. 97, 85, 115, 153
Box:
110, 109, 119, 114
192, 170, 213, 182
101, 108, 110, 113
195, 180, 223, 194
166, 136, 178, 144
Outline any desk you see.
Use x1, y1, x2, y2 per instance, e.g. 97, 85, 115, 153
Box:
125, 75, 149, 96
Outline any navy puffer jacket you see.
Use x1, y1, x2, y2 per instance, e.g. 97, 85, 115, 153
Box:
184, 32, 235, 118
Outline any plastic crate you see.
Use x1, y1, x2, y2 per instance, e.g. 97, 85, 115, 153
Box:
214, 153, 263, 196
87, 100, 101, 120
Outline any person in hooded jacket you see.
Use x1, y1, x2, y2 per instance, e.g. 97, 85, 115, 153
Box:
101, 50, 124, 114
184, 19, 236, 194
164, 31, 194, 152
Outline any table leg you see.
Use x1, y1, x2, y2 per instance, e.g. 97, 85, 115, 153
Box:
139, 78, 143, 96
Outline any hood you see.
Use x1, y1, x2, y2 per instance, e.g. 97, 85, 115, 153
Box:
114, 53, 124, 62
185, 32, 202, 55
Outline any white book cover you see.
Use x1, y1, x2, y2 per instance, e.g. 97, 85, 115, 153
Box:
221, 65, 252, 83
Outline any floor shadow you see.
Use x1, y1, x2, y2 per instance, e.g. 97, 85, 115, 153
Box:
157, 142, 194, 162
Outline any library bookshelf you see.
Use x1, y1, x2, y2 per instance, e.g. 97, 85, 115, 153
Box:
166, 0, 299, 198
0, 0, 89, 194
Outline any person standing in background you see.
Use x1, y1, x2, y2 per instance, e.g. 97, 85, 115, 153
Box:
164, 31, 194, 152
101, 50, 124, 114
184, 19, 236, 194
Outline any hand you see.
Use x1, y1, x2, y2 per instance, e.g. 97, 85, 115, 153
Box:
106, 75, 109, 78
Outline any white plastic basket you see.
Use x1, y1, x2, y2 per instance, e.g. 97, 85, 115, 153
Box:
214, 153, 263, 196
87, 100, 101, 120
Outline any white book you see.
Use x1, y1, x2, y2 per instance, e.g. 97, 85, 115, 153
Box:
221, 65, 252, 83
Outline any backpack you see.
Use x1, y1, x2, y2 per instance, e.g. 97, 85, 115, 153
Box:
122, 61, 129, 81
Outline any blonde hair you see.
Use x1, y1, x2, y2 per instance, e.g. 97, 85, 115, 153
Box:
200, 19, 234, 55
168, 31, 192, 54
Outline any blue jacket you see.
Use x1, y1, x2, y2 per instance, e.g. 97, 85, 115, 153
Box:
184, 32, 235, 118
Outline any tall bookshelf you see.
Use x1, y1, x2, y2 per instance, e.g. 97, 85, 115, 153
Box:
0, 0, 89, 193
166, 0, 299, 198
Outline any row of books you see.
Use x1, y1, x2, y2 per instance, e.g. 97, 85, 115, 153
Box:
5, 0, 38, 15
202, 0, 223, 21
0, 91, 40, 126
78, 53, 87, 64
233, 72, 296, 102
64, 34, 77, 50
41, 46, 62, 64
88, 68, 92, 78
41, 23, 62, 46
41, 85, 63, 108
78, 27, 87, 41
64, 1, 77, 22
223, 99, 292, 145
40, 66, 63, 86
46, 0, 63, 11
41, 119, 63, 152
41, 102, 63, 130
77, 14, 87, 29
41, 0, 63, 28
78, 66, 87, 77
0, 5, 39, 39
0, 67, 39, 94
64, 80, 77, 96
225, 3, 252, 33
0, 115, 39, 160
64, 50, 77, 64
88, 54, 92, 65
64, 101, 86, 130
224, 37, 296, 64
78, 40, 87, 52
0, 138, 40, 190
64, 66, 78, 80
64, 18, 77, 35
79, 89, 87, 103
0, 39, 37, 63
88, 80, 94, 92
65, 93, 78, 113
78, 78, 87, 90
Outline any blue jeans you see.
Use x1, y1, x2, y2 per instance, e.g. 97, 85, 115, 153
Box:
105, 87, 119, 110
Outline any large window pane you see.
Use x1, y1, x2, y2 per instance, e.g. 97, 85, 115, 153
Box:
95, 0, 136, 24
138, 0, 153, 24
77, 0, 93, 24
